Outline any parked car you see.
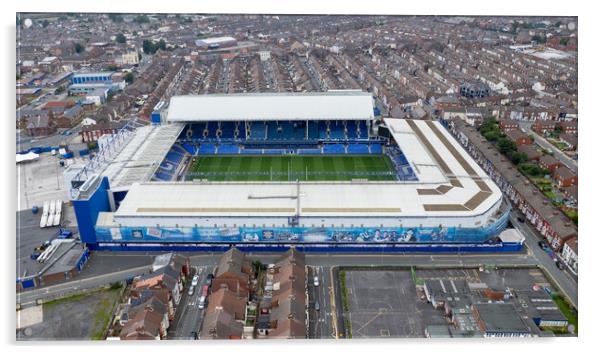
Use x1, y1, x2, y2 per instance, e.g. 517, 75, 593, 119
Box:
314, 301, 320, 311
188, 285, 195, 296
556, 261, 565, 270
199, 296, 206, 309
313, 276, 319, 287
538, 241, 546, 249
191, 275, 199, 287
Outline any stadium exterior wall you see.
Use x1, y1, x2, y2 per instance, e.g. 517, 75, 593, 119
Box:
72, 176, 112, 244
89, 241, 523, 253
94, 208, 509, 245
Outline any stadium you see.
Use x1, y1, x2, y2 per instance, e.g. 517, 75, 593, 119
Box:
69, 90, 517, 252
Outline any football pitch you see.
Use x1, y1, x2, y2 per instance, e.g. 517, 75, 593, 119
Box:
185, 155, 397, 181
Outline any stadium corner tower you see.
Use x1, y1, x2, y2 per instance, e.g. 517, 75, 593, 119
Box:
68, 90, 516, 252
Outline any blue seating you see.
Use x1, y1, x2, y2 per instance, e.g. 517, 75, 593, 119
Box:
369, 144, 382, 154
267, 121, 280, 139
160, 161, 175, 171
385, 146, 418, 181
329, 121, 346, 140
308, 121, 320, 140
249, 122, 265, 140
292, 121, 306, 139
264, 149, 285, 155
181, 143, 197, 155
165, 150, 184, 164
241, 149, 262, 154
218, 122, 235, 139
198, 143, 216, 155
298, 149, 322, 155
319, 121, 329, 139
323, 144, 345, 154
217, 144, 239, 154
154, 171, 173, 181
356, 121, 369, 139
347, 144, 370, 154
206, 122, 218, 138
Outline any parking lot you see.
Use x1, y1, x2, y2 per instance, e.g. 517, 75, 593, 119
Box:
414, 267, 552, 293
16, 209, 78, 280
343, 270, 446, 338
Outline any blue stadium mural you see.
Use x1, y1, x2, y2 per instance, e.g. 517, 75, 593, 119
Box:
95, 209, 510, 244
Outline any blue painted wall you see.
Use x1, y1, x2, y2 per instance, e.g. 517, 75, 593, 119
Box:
72, 177, 112, 244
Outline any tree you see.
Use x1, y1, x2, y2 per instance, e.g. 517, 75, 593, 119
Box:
157, 39, 166, 51
54, 86, 65, 95
41, 19, 49, 28
560, 37, 569, 46
108, 13, 123, 22
16, 73, 20, 80
483, 131, 500, 142
497, 137, 516, 155
142, 39, 155, 54
105, 64, 118, 71
74, 42, 85, 54
531, 35, 546, 44
134, 15, 150, 24
115, 33, 126, 44
124, 72, 134, 84
510, 151, 528, 165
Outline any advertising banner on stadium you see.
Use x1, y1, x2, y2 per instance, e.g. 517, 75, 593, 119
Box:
95, 209, 510, 244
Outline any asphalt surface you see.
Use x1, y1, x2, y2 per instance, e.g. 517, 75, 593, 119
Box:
508, 211, 578, 308
307, 266, 335, 339
344, 270, 445, 338
168, 265, 216, 339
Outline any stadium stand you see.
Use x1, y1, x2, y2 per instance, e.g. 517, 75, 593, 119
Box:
347, 144, 370, 154
198, 143, 216, 155
369, 144, 382, 155
218, 122, 235, 139
386, 146, 418, 181
329, 121, 347, 140
250, 122, 266, 140
323, 144, 346, 154
298, 148, 322, 155
217, 144, 240, 154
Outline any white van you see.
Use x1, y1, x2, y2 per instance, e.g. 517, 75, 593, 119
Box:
198, 295, 206, 309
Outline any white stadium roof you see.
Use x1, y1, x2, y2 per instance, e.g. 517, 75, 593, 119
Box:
195, 36, 237, 45
166, 91, 375, 122
101, 124, 184, 189
106, 119, 502, 226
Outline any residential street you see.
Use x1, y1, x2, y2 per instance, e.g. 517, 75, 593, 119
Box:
167, 265, 215, 339
518, 121, 578, 172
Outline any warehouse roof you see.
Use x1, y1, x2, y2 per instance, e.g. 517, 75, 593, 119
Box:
166, 91, 375, 122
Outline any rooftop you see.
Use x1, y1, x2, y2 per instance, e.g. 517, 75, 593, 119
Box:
166, 91, 375, 122
474, 302, 531, 334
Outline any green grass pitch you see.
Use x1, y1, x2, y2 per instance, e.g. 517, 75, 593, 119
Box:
186, 155, 397, 181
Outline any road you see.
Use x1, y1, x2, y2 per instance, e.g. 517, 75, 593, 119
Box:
307, 266, 335, 339
518, 121, 577, 172
17, 265, 151, 307
168, 265, 215, 339
508, 211, 578, 308
17, 245, 577, 317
